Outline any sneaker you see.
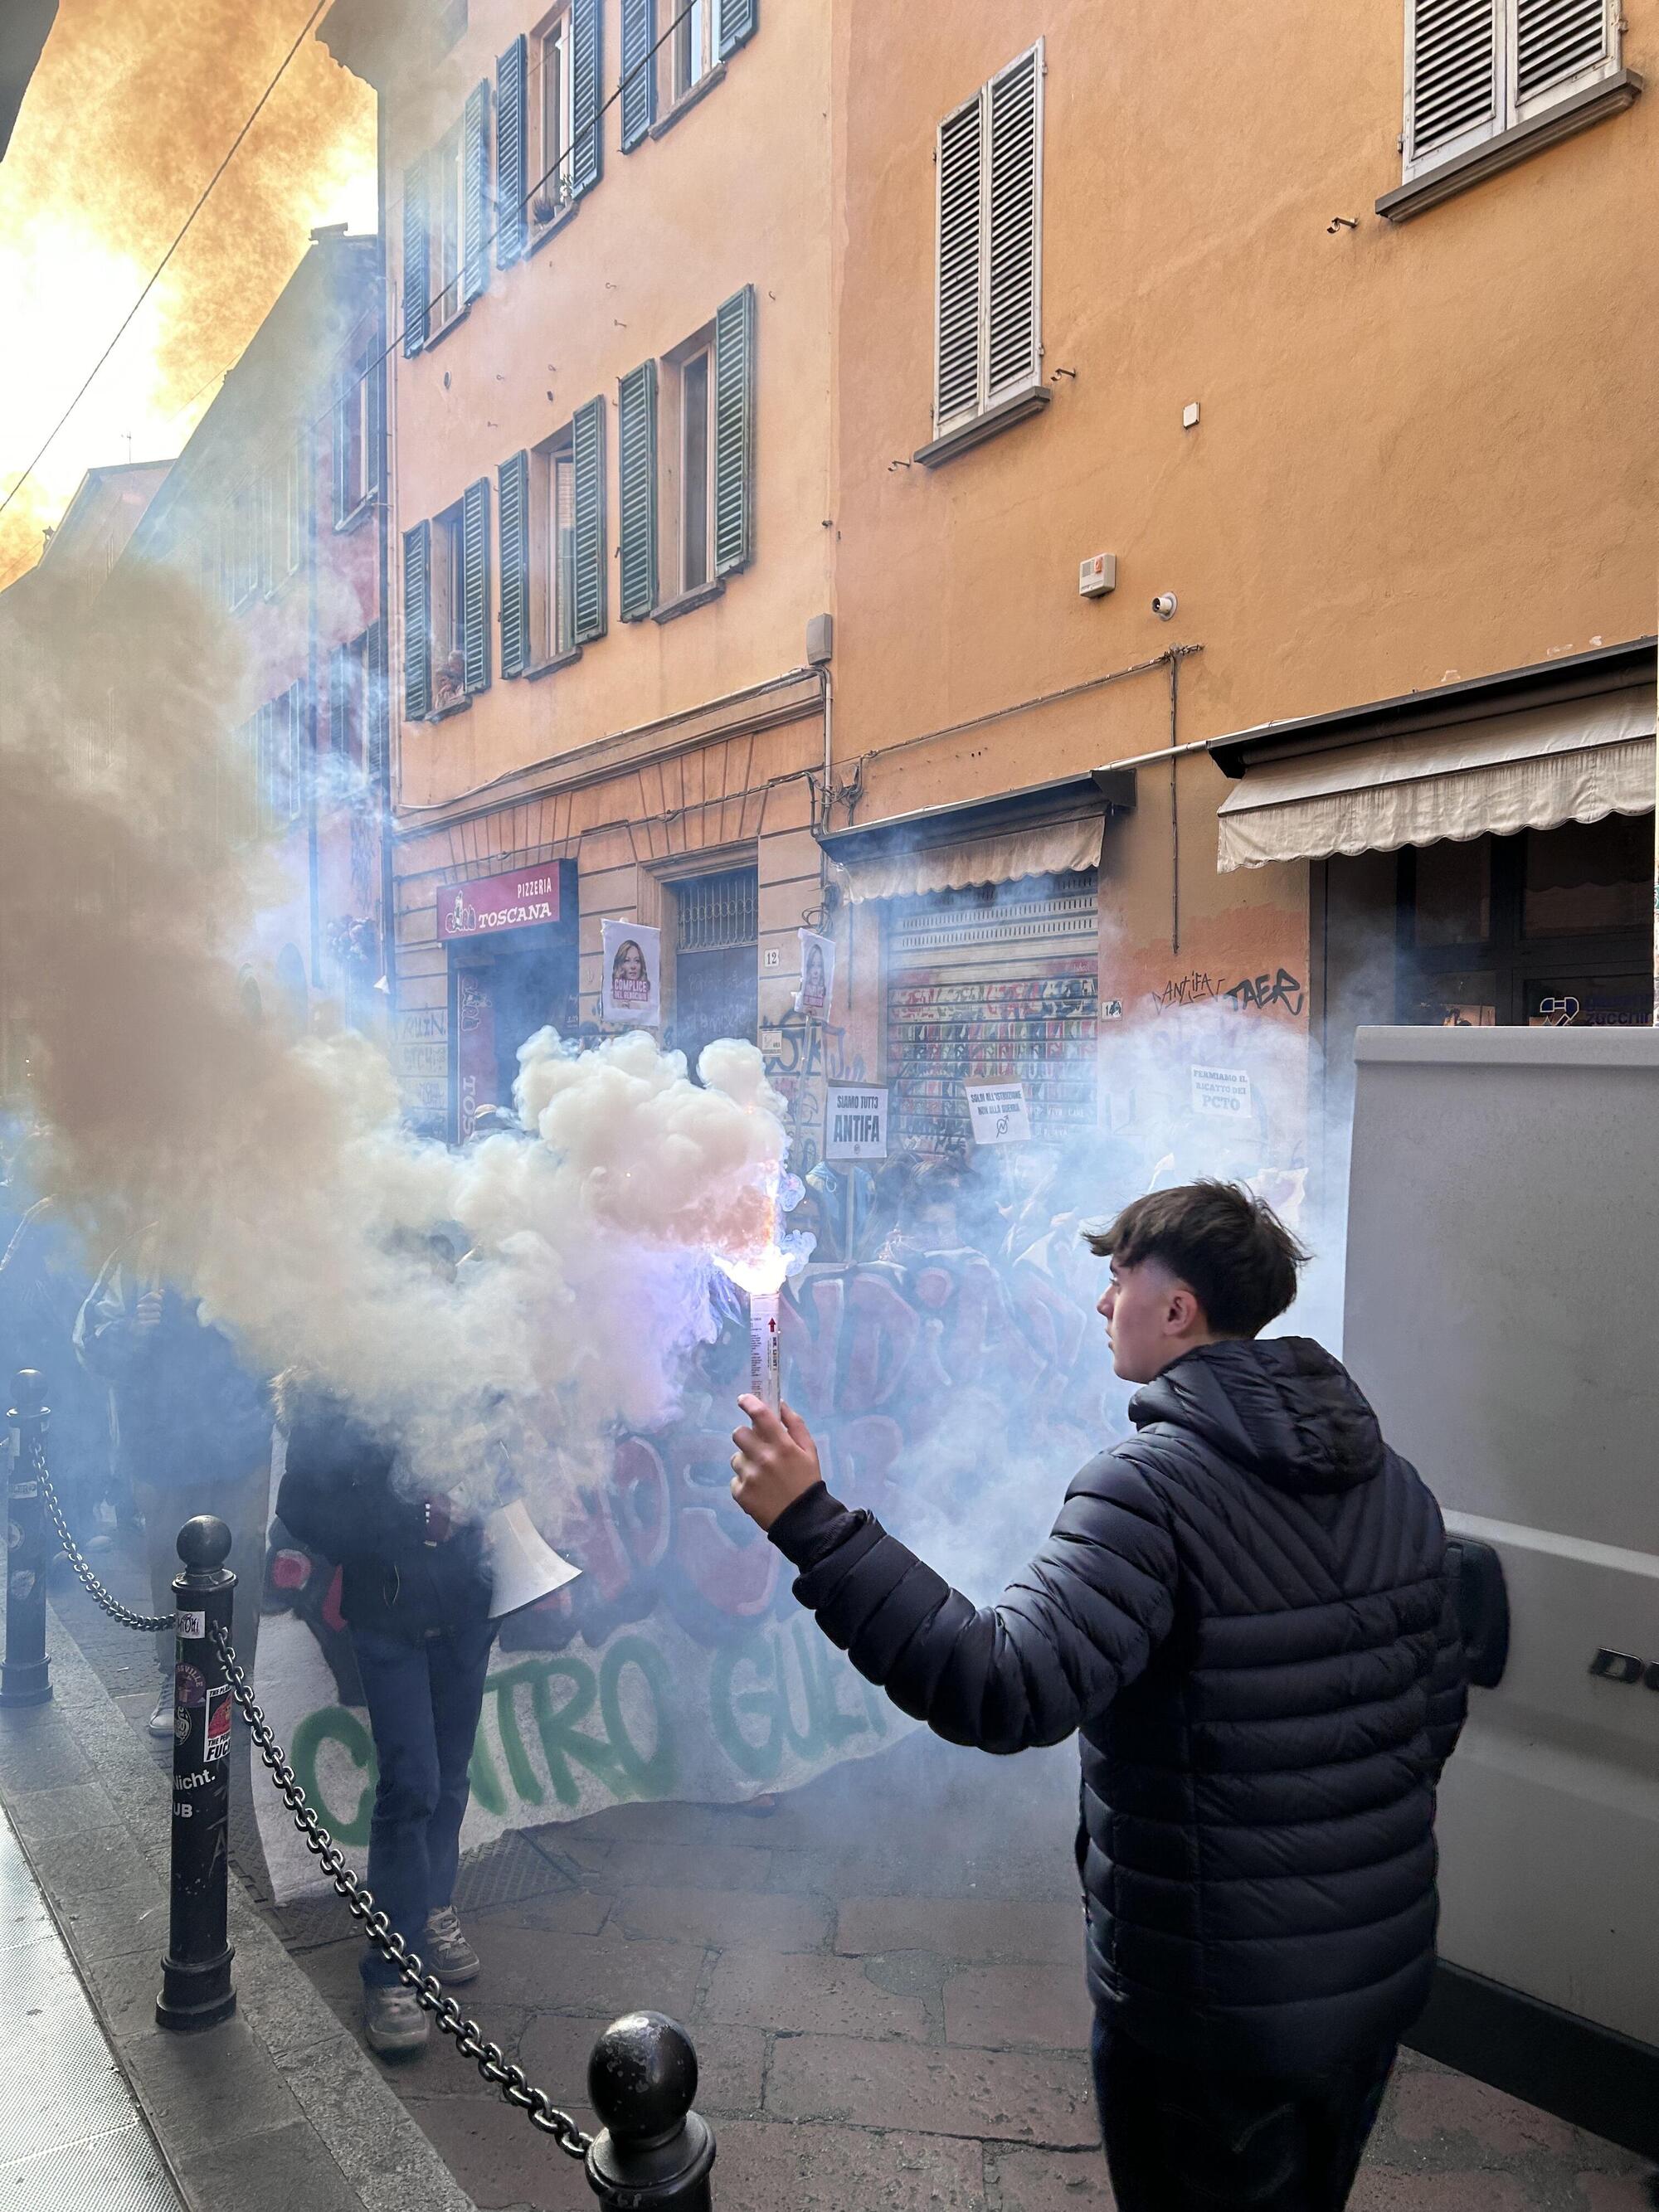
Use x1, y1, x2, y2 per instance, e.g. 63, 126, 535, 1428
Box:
147, 1675, 174, 1738
421, 1905, 479, 1986
362, 1982, 431, 2055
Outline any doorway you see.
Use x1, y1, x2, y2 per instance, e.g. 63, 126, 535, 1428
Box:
670, 866, 757, 1076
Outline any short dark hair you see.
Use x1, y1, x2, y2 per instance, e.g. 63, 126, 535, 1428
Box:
1083, 1179, 1308, 1337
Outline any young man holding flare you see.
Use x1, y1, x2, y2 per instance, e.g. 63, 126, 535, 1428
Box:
728, 1180, 1467, 2212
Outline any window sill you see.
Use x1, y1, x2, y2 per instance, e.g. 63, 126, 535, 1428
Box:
420, 301, 472, 354
333, 499, 375, 536
526, 193, 582, 260
426, 694, 472, 722
652, 577, 726, 625
525, 645, 583, 681
1378, 68, 1643, 222
913, 382, 1053, 469
650, 64, 727, 142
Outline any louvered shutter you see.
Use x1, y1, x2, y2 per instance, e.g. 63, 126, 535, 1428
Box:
1405, 0, 1500, 172
571, 395, 607, 643
331, 376, 348, 527
934, 94, 983, 434
718, 0, 758, 61
366, 347, 384, 501
618, 362, 658, 619
367, 617, 388, 779
620, 0, 656, 153
1514, 0, 1614, 113
713, 287, 755, 577
462, 476, 491, 693
499, 450, 531, 675
289, 678, 308, 819
985, 47, 1042, 403
496, 36, 528, 265
463, 81, 490, 304
403, 521, 431, 718
572, 0, 603, 198
402, 158, 429, 355
329, 642, 350, 758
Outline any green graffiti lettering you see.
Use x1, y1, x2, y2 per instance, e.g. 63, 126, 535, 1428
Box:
709, 1634, 784, 1782
488, 1662, 549, 1806
531, 1658, 620, 1807
599, 1636, 679, 1799
291, 1707, 375, 1846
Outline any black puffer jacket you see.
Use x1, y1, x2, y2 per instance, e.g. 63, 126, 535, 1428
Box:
769, 1337, 1467, 2080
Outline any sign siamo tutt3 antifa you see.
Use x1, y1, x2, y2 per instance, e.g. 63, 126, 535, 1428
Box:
252, 1251, 1122, 1900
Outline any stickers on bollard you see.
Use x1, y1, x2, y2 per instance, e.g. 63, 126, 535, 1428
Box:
7, 1520, 20, 1553
176, 1608, 206, 1641
204, 1686, 232, 1763
8, 1479, 36, 1501
9, 1568, 34, 1601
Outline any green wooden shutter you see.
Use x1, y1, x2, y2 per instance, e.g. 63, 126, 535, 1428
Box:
403, 520, 431, 717
496, 36, 528, 265
367, 617, 388, 778
329, 641, 350, 758
713, 286, 756, 577
366, 346, 384, 501
462, 476, 492, 693
463, 81, 490, 304
499, 450, 531, 676
571, 395, 607, 643
617, 362, 658, 620
571, 0, 603, 198
401, 158, 429, 355
718, 0, 758, 60
620, 0, 656, 151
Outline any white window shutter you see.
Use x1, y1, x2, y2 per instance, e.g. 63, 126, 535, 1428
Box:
934, 93, 983, 435
1404, 0, 1500, 176
1513, 0, 1615, 117
985, 44, 1042, 405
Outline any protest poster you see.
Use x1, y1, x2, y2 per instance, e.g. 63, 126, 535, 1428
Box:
795, 930, 835, 1019
965, 1082, 1032, 1145
601, 921, 661, 1026
1191, 1065, 1253, 1120
825, 1084, 888, 1162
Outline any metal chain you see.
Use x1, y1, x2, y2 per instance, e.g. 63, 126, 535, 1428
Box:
30, 1437, 174, 1634
208, 1621, 591, 2161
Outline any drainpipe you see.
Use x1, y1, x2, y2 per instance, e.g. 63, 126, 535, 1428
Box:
374, 90, 396, 1035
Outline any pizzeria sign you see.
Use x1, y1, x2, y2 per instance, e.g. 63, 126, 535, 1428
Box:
437, 863, 572, 941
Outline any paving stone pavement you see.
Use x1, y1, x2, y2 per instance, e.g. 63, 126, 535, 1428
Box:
54, 1533, 1659, 2212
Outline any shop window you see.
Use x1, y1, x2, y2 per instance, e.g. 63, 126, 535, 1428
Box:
1413, 836, 1491, 947
1522, 813, 1648, 936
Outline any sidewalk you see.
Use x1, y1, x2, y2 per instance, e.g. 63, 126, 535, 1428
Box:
23, 1534, 1659, 2212
0, 1791, 182, 2208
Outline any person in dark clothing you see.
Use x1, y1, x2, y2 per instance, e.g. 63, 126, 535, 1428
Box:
730, 1179, 1467, 2212
275, 1381, 495, 2058
75, 1228, 273, 1733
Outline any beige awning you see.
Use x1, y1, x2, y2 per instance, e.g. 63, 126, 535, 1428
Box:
1216, 687, 1655, 873
839, 813, 1104, 901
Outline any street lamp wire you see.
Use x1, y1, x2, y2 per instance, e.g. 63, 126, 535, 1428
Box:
0, 0, 329, 527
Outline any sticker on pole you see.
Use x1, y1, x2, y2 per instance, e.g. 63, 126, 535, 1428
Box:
7, 1521, 20, 1553
825, 1086, 888, 1162
965, 1083, 1032, 1145
176, 1609, 206, 1642
1190, 1066, 1253, 1121
204, 1685, 232, 1763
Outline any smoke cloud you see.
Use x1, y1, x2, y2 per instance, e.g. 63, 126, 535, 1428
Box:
0, 558, 790, 1516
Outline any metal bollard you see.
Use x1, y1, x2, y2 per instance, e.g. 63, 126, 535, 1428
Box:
157, 1515, 237, 2032
1, 1372, 52, 1709
585, 2012, 717, 2210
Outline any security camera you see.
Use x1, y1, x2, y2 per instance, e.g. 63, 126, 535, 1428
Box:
1151, 592, 1178, 621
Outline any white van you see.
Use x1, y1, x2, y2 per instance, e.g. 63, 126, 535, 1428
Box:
1345, 1024, 1659, 2156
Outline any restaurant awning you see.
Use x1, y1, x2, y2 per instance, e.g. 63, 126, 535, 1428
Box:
1214, 657, 1655, 874
818, 771, 1135, 901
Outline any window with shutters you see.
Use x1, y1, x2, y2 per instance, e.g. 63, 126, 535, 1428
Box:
649, 0, 757, 123
430, 502, 468, 710
1399, 0, 1625, 188
330, 629, 374, 785
527, 425, 580, 663
529, 7, 577, 226
430, 124, 465, 331
674, 0, 714, 100
258, 686, 304, 831
261, 440, 304, 594
333, 335, 379, 525
226, 483, 260, 609
659, 328, 715, 600
932, 43, 1044, 443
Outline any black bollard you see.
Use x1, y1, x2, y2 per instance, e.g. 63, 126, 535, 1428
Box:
585, 2012, 717, 2210
1, 1372, 52, 1709
157, 1515, 237, 2032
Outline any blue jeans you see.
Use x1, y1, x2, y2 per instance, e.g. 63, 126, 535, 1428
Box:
351, 1620, 497, 1988
1092, 2012, 1396, 2211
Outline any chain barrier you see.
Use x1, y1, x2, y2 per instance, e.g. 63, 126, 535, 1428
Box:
208, 1621, 592, 2161
31, 1437, 173, 1635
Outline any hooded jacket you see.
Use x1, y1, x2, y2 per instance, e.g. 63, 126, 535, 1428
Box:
275, 1387, 490, 1641
768, 1336, 1467, 2080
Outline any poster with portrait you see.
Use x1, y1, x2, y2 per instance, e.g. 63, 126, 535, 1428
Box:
795, 930, 835, 1019
601, 921, 662, 1026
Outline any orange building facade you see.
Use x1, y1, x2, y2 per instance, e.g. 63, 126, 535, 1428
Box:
327, 0, 1657, 1205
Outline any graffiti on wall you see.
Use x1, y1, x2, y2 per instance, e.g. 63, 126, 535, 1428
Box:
255, 1247, 1120, 1897
759, 1011, 866, 1176
1151, 967, 1306, 1018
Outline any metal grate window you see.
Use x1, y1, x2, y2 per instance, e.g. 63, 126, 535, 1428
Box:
674, 867, 757, 952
